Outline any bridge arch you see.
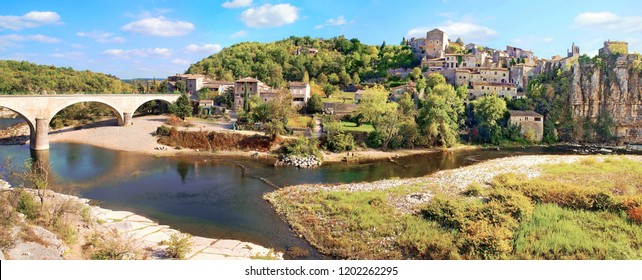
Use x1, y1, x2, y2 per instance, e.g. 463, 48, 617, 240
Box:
48, 99, 125, 127
132, 98, 172, 116
0, 105, 38, 148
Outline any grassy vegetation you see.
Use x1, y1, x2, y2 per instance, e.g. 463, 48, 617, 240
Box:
340, 121, 375, 133
321, 91, 357, 104
266, 156, 642, 259
288, 116, 313, 129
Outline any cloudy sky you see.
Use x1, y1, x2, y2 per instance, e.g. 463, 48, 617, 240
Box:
1, 0, 641, 79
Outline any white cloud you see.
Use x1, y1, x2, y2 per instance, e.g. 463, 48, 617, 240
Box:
222, 0, 252, 8
77, 31, 125, 43
0, 34, 61, 46
0, 11, 61, 30
230, 30, 247, 38
121, 17, 194, 36
574, 12, 642, 33
70, 43, 85, 49
240, 4, 299, 28
184, 43, 222, 53
171, 59, 191, 65
405, 21, 498, 42
50, 52, 85, 60
102, 48, 171, 59
315, 15, 350, 29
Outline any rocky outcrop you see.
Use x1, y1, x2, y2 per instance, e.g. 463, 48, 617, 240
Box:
569, 54, 642, 143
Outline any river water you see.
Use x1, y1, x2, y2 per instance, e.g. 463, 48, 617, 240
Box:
0, 118, 24, 129
1, 139, 633, 259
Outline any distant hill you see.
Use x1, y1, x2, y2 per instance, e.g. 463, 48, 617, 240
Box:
186, 36, 417, 88
0, 60, 134, 94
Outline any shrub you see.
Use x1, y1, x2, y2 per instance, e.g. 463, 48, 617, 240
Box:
366, 130, 385, 148
422, 196, 484, 230
397, 220, 460, 260
326, 132, 355, 152
462, 182, 483, 197
626, 207, 642, 224
164, 233, 193, 260
87, 229, 139, 260
458, 219, 514, 259
280, 137, 320, 158
155, 125, 172, 136
486, 187, 534, 221
17, 190, 39, 220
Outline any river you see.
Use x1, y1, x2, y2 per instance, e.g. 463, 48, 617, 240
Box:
0, 140, 633, 259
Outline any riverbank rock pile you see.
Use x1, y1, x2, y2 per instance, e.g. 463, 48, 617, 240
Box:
275, 155, 322, 168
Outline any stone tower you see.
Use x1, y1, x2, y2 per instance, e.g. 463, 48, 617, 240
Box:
424, 28, 448, 58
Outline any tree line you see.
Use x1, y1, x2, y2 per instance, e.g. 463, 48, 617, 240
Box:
0, 60, 134, 94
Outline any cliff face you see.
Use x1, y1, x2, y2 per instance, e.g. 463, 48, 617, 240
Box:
569, 54, 642, 144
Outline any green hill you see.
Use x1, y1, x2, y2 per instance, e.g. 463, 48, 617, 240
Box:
186, 36, 417, 88
0, 60, 134, 94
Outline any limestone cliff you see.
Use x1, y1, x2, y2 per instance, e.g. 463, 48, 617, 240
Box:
569, 54, 642, 144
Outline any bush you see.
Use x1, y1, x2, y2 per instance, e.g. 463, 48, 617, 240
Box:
366, 130, 385, 148
458, 219, 514, 259
164, 233, 193, 260
155, 125, 172, 136
17, 190, 39, 220
397, 220, 460, 260
88, 229, 140, 260
326, 132, 355, 152
486, 187, 534, 221
626, 207, 642, 224
280, 137, 320, 158
462, 182, 483, 197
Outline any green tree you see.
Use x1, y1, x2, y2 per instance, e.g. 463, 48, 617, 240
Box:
317, 73, 328, 84
351, 72, 360, 85
426, 73, 446, 90
159, 81, 169, 93
472, 94, 507, 144
357, 85, 402, 149
170, 92, 193, 120
302, 71, 310, 84
417, 83, 465, 147
323, 84, 337, 98
306, 94, 324, 114
174, 80, 186, 93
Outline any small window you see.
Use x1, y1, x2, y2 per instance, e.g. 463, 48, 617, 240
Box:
535, 117, 542, 121
525, 117, 529, 120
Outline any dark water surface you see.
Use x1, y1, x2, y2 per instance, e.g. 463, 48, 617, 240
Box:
0, 118, 24, 129
0, 142, 613, 259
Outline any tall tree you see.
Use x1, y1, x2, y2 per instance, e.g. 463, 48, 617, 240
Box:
306, 93, 323, 114
302, 71, 310, 84
170, 92, 193, 120
417, 83, 465, 147
472, 94, 507, 143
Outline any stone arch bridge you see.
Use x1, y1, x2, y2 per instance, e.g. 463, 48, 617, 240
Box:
0, 94, 179, 150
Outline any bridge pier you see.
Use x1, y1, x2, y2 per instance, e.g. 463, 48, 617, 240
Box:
123, 112, 133, 126
31, 117, 50, 150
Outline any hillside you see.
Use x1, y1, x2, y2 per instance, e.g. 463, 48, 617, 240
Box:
0, 60, 134, 94
186, 36, 416, 88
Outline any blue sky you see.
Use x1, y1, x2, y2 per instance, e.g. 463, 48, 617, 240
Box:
1, 0, 641, 79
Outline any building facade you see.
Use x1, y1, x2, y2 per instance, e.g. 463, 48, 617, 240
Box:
508, 110, 544, 142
